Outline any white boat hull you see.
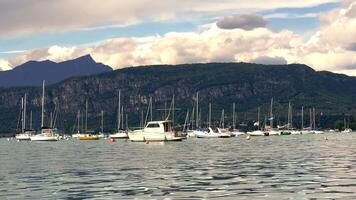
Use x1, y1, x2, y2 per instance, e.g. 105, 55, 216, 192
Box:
16, 134, 31, 141
128, 131, 183, 142
231, 131, 245, 136
30, 135, 59, 141
109, 132, 129, 139
247, 130, 268, 136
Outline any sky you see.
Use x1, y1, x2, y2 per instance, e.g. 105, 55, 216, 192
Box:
0, 0, 355, 75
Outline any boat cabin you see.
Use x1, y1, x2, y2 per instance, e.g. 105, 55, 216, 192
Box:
144, 121, 173, 133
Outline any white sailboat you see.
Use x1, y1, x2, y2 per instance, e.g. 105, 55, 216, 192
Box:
16, 94, 35, 141
30, 81, 59, 141
342, 118, 353, 133
230, 103, 245, 136
266, 98, 279, 136
247, 108, 269, 136
110, 90, 129, 139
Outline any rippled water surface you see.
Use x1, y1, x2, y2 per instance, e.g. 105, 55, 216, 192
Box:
1, 133, 356, 199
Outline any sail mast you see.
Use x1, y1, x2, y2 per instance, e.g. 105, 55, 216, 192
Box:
101, 110, 104, 133
41, 80, 45, 128
269, 98, 273, 128
208, 103, 211, 128
21, 97, 24, 132
301, 106, 304, 130
85, 99, 88, 134
232, 103, 236, 130
196, 92, 199, 129
118, 90, 121, 131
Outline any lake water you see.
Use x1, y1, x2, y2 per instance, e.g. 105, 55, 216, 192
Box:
1, 133, 356, 199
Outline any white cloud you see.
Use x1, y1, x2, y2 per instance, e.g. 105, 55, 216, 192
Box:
0, 0, 339, 38
0, 59, 11, 71
4, 1, 356, 76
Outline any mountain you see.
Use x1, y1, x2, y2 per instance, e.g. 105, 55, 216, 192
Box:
0, 55, 112, 87
0, 62, 355, 134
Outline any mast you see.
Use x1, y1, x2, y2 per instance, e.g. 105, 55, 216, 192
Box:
221, 109, 225, 129
41, 80, 45, 128
172, 95, 175, 126
309, 108, 312, 129
101, 110, 104, 133
121, 106, 124, 129
270, 98, 273, 128
77, 110, 80, 133
232, 103, 236, 130
118, 90, 121, 131
301, 106, 304, 130
24, 94, 27, 131
126, 114, 128, 130
21, 97, 24, 132
85, 99, 88, 134
257, 107, 260, 130
196, 92, 199, 128
208, 103, 211, 127
313, 107, 316, 129
183, 109, 189, 132
287, 102, 290, 129
150, 96, 153, 121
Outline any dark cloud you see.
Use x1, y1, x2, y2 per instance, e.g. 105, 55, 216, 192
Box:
216, 14, 267, 30
251, 56, 287, 65
347, 43, 356, 52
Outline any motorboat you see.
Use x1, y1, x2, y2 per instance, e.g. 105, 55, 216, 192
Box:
128, 120, 184, 142
247, 130, 269, 136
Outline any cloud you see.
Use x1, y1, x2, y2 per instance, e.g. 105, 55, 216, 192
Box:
251, 56, 287, 65
7, 26, 303, 69
0, 59, 11, 71
216, 14, 267, 30
0, 0, 339, 38
4, 1, 356, 76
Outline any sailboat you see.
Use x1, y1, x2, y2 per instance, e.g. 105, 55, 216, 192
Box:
30, 81, 59, 141
195, 103, 231, 138
265, 98, 280, 136
78, 100, 100, 140
247, 107, 269, 136
15, 94, 35, 141
110, 90, 129, 139
342, 118, 352, 133
230, 103, 245, 136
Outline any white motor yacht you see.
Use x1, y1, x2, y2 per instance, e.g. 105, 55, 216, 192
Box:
128, 120, 184, 142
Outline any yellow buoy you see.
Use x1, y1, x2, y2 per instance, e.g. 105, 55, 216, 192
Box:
246, 135, 251, 140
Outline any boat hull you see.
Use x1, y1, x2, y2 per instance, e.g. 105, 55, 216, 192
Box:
78, 136, 100, 140
128, 131, 183, 142
109, 132, 129, 139
30, 135, 59, 141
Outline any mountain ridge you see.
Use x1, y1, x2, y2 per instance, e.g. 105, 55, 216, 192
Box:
0, 54, 113, 87
0, 62, 355, 134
